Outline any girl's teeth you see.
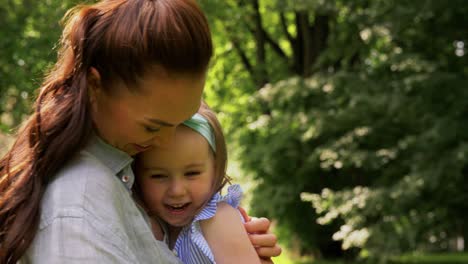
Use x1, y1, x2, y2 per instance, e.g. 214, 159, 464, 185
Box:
170, 204, 186, 209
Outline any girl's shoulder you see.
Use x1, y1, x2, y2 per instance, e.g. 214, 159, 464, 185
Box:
194, 184, 243, 223
197, 184, 260, 263
173, 185, 244, 263
216, 184, 243, 209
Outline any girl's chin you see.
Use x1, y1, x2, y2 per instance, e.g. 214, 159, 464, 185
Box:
169, 221, 189, 228
162, 213, 193, 228
159, 205, 200, 227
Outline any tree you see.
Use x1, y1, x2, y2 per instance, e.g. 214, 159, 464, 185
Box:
201, 0, 468, 260
0, 0, 80, 131
2, 0, 467, 261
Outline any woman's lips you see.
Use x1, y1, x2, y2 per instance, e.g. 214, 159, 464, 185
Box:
133, 144, 152, 152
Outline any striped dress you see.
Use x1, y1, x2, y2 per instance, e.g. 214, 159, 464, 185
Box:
173, 184, 243, 264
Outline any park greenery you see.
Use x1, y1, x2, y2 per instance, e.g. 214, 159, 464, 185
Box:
1, 0, 467, 263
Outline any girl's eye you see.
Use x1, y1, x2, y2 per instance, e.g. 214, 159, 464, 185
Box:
151, 174, 166, 179
145, 126, 161, 133
185, 171, 201, 177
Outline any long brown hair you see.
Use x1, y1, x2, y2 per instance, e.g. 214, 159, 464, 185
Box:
0, 0, 212, 262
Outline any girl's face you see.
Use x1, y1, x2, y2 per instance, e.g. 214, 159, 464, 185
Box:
137, 125, 215, 228
91, 67, 205, 156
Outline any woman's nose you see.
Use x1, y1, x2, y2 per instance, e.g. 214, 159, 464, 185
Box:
151, 127, 176, 148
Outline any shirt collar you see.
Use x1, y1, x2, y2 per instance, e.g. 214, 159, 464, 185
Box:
84, 133, 134, 177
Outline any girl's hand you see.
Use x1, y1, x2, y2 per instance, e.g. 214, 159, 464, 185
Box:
239, 207, 282, 262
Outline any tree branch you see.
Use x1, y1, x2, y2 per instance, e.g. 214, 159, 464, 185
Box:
280, 12, 295, 45
295, 11, 310, 77
308, 14, 330, 74
263, 28, 289, 61
251, 2, 289, 62
252, 0, 268, 87
245, 24, 289, 62
230, 35, 254, 77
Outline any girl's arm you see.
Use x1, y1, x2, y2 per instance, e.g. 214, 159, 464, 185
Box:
200, 202, 262, 264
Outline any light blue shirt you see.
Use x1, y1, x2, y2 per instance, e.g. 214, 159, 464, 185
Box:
21, 135, 182, 264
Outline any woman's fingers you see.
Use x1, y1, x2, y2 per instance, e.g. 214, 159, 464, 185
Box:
256, 244, 282, 258
244, 217, 270, 234
238, 206, 251, 222
240, 211, 282, 259
249, 233, 278, 247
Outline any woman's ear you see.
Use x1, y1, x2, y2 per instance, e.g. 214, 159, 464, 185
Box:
88, 67, 102, 108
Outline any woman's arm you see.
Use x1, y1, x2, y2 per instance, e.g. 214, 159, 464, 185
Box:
201, 202, 261, 264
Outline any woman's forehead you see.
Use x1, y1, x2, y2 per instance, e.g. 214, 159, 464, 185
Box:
123, 72, 204, 123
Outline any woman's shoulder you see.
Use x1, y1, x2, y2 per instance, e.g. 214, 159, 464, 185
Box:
49, 150, 120, 194
48, 134, 134, 196
40, 150, 134, 227
66, 149, 120, 179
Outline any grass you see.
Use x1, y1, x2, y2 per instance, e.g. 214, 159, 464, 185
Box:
272, 247, 468, 264
272, 246, 313, 264
272, 246, 347, 264
391, 252, 468, 264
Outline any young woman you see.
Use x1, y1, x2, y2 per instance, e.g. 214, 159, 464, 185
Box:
0, 0, 280, 263
136, 103, 260, 263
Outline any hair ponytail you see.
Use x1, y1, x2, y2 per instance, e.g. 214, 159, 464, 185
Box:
0, 6, 97, 263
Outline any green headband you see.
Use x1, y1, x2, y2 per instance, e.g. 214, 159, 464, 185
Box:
183, 113, 216, 152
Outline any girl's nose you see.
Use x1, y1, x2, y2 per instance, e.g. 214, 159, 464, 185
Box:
168, 178, 187, 197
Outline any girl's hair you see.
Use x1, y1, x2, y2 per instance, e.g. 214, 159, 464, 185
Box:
196, 102, 231, 195
0, 0, 212, 262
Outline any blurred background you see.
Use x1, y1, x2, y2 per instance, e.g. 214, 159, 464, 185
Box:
1, 0, 467, 263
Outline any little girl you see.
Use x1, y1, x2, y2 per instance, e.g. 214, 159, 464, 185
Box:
135, 103, 261, 264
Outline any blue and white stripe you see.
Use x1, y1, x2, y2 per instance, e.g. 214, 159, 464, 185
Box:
173, 185, 243, 264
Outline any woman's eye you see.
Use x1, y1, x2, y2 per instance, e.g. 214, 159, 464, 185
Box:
145, 126, 161, 133
185, 171, 201, 177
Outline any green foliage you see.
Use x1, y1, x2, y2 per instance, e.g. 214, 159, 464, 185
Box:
0, 0, 83, 131
202, 0, 468, 261
2, 0, 467, 261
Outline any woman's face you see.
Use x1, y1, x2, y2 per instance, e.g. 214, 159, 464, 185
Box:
91, 68, 205, 156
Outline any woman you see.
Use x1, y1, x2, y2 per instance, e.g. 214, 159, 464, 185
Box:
0, 0, 281, 263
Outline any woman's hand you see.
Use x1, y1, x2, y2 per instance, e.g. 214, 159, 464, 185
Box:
239, 207, 282, 263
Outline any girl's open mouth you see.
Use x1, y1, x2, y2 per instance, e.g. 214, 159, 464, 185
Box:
165, 203, 190, 213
